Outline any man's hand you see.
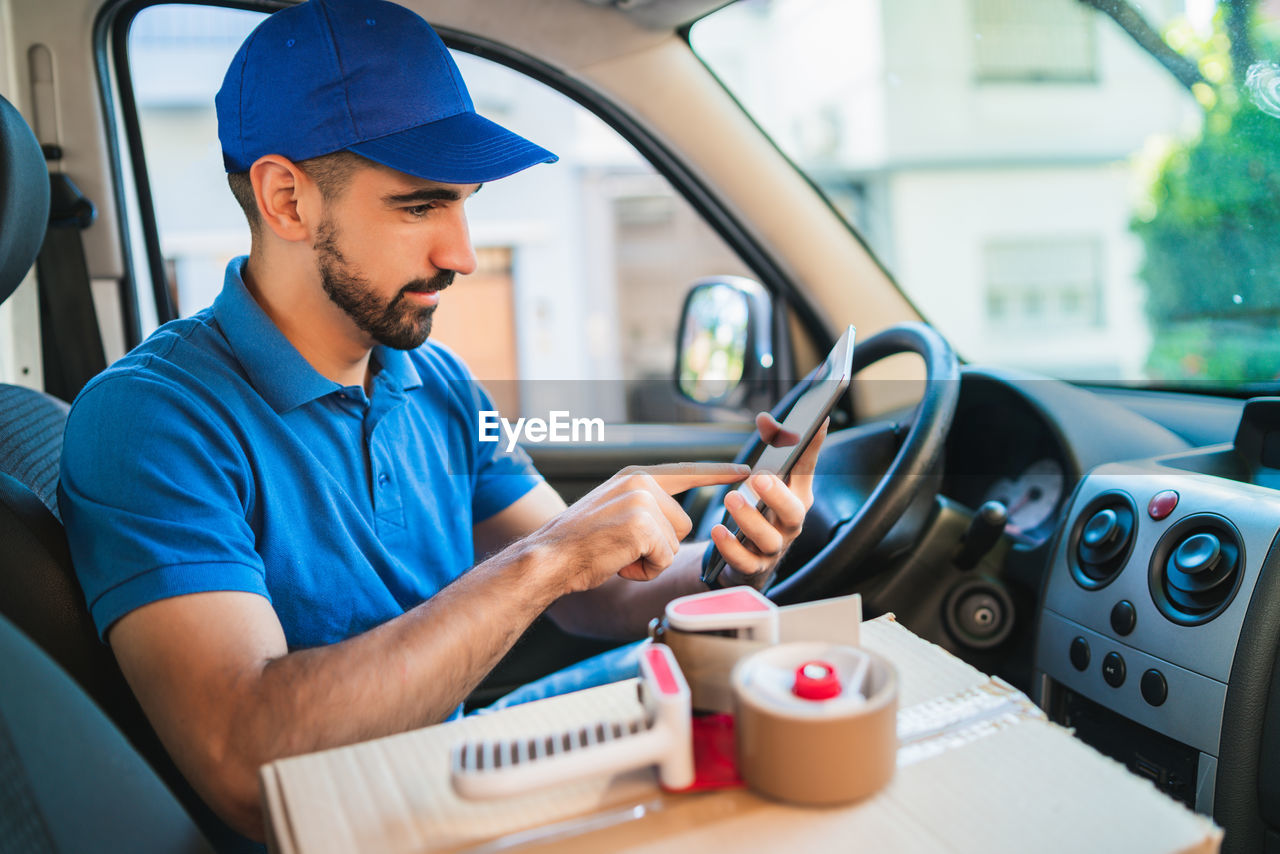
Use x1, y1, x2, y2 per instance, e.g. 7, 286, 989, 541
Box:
527, 462, 750, 593
709, 413, 828, 588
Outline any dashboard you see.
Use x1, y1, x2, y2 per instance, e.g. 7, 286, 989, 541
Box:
933, 368, 1280, 852
863, 367, 1198, 689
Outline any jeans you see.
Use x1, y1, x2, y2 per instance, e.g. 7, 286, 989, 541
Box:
475, 640, 645, 714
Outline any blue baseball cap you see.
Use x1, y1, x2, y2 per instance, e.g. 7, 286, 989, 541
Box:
215, 0, 557, 183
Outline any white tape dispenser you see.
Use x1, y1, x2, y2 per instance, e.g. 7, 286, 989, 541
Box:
450, 643, 694, 799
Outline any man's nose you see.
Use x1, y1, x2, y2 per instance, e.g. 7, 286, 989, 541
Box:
431, 209, 477, 277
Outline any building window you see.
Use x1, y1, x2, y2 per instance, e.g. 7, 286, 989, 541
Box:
972, 0, 1097, 83
984, 238, 1104, 332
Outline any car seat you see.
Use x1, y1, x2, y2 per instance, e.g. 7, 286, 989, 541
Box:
0, 93, 244, 851
0, 610, 213, 854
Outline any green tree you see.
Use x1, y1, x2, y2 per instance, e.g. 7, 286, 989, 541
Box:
1094, 0, 1280, 382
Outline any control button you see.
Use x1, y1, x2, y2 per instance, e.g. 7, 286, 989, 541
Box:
1141, 669, 1168, 706
1102, 651, 1126, 687
1173, 532, 1222, 576
1148, 490, 1179, 520
1070, 637, 1090, 671
1082, 508, 1120, 548
1110, 600, 1137, 636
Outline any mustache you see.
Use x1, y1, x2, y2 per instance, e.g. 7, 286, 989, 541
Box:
400, 270, 456, 297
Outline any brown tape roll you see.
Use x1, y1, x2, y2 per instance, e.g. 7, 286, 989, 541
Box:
731, 643, 898, 805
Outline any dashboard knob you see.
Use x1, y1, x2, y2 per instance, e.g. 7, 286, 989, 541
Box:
1071, 493, 1137, 588
1082, 508, 1120, 548
1153, 518, 1242, 624
1173, 532, 1221, 576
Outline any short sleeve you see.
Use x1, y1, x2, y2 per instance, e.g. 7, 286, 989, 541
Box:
467, 380, 543, 523
59, 370, 268, 640
419, 343, 542, 523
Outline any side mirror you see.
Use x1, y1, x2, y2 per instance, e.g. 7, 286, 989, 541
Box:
675, 277, 775, 411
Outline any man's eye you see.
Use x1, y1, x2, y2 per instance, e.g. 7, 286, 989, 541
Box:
405, 204, 436, 217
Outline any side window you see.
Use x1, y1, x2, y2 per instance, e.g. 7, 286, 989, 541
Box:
125, 3, 758, 424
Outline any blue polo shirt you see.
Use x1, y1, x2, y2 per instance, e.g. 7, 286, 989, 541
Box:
60, 257, 542, 648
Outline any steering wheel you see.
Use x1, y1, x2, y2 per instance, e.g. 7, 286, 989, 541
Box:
691, 322, 960, 605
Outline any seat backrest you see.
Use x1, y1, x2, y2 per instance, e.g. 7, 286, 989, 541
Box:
0, 610, 214, 854
0, 94, 259, 853
0, 94, 169, 762
0, 472, 258, 853
0, 383, 69, 516
0, 87, 67, 518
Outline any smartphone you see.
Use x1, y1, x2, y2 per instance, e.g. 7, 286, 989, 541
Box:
701, 325, 856, 588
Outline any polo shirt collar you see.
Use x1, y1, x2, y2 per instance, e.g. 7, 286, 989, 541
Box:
371, 345, 423, 394
213, 257, 421, 412
214, 258, 334, 413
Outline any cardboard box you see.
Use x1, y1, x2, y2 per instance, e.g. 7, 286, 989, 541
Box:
260, 616, 1221, 853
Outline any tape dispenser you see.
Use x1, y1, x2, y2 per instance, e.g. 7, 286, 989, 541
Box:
650, 585, 781, 713
451, 588, 898, 807
451, 643, 695, 798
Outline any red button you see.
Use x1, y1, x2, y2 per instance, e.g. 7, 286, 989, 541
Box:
792, 661, 841, 700
1148, 490, 1179, 520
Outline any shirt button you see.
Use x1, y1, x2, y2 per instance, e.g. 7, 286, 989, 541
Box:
377, 472, 390, 487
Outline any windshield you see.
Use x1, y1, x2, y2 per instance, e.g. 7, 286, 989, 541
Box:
690, 0, 1280, 389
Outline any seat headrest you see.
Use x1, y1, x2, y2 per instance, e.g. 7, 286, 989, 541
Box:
0, 95, 50, 306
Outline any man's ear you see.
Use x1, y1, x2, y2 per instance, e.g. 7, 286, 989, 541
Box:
249, 155, 321, 243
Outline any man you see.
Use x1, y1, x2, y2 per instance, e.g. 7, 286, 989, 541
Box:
59, 0, 824, 842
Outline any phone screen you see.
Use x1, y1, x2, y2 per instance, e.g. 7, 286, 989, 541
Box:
701, 326, 855, 586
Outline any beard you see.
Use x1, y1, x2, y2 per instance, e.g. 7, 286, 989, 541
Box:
314, 219, 454, 350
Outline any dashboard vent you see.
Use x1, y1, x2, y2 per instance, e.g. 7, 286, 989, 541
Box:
1149, 515, 1245, 626
1069, 491, 1137, 590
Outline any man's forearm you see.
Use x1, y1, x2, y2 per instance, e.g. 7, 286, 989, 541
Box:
138, 538, 563, 838
257, 540, 560, 745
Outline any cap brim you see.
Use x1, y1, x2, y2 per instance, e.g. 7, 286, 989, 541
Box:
348, 111, 557, 184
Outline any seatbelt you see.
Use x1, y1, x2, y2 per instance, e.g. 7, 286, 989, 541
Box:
28, 45, 107, 403
34, 166, 106, 403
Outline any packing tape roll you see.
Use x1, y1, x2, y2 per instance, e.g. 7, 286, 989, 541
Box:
731, 642, 898, 805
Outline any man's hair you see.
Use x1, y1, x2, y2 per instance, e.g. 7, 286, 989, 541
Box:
226, 150, 369, 236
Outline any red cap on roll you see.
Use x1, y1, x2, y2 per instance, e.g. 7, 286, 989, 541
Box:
792, 661, 841, 700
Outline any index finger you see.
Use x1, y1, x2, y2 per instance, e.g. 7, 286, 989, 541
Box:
644, 462, 751, 495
